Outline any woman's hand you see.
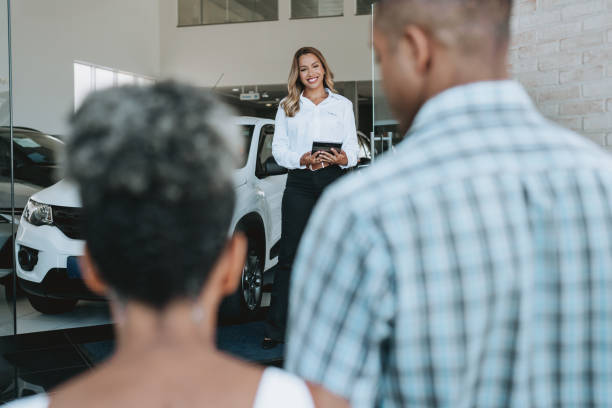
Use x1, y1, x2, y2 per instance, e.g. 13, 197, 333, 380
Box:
300, 151, 321, 167
319, 149, 348, 166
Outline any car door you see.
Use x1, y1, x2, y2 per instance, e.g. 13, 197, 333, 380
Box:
254, 123, 286, 260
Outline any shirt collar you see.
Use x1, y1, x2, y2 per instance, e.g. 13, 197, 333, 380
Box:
300, 88, 338, 105
407, 80, 535, 138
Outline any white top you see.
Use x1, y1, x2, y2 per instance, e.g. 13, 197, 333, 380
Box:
272, 89, 359, 170
1, 367, 314, 408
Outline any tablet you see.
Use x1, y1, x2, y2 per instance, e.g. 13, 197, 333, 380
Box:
311, 141, 343, 154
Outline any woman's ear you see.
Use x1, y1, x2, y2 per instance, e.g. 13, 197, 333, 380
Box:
80, 246, 108, 296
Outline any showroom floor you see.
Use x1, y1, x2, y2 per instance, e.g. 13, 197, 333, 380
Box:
0, 290, 280, 403
0, 298, 111, 336
0, 290, 271, 336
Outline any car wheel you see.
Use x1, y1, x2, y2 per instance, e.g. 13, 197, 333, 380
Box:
26, 294, 77, 315
221, 236, 264, 322
241, 248, 263, 313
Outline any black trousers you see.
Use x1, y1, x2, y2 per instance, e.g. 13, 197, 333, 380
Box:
265, 165, 345, 341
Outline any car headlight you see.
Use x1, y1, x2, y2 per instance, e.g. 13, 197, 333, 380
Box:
23, 199, 53, 226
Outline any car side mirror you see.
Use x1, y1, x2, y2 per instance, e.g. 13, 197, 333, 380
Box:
264, 157, 287, 176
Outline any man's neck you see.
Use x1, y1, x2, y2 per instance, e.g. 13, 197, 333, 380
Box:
427, 50, 510, 101
399, 52, 510, 134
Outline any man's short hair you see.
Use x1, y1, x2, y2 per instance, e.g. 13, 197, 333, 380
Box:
65, 82, 240, 309
375, 0, 513, 53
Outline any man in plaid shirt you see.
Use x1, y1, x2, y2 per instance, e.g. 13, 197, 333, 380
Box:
285, 0, 612, 406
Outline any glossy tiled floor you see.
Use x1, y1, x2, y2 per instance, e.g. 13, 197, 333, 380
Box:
0, 288, 281, 404
0, 325, 112, 402
0, 284, 110, 336
0, 285, 271, 336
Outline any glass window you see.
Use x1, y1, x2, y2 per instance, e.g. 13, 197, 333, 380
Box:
356, 0, 375, 15
178, 0, 202, 25
11, 132, 61, 166
257, 124, 274, 168
74, 63, 93, 110
117, 72, 136, 86
75, 62, 155, 109
238, 125, 254, 168
291, 0, 343, 19
229, 0, 278, 23
202, 0, 226, 24
94, 67, 115, 91
137, 76, 156, 87
178, 0, 278, 26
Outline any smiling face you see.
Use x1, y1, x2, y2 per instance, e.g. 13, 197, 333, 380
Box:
298, 53, 325, 91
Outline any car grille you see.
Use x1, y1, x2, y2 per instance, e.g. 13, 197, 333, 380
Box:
51, 205, 83, 240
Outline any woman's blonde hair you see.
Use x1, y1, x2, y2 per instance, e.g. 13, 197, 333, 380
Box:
281, 46, 337, 117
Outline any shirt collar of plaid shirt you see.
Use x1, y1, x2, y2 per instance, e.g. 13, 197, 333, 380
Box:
406, 80, 535, 140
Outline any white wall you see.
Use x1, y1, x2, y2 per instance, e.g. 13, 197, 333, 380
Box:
159, 0, 373, 87
11, 0, 161, 135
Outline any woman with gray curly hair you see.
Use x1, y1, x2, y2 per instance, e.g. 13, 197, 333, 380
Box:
4, 82, 348, 408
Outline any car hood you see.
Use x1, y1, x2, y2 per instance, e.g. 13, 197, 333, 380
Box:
0, 179, 40, 209
25, 169, 246, 209
31, 179, 81, 207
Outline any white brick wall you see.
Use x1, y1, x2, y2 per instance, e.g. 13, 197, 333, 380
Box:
509, 0, 612, 147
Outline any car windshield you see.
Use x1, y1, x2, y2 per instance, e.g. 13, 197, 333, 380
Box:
8, 131, 63, 165
237, 125, 254, 168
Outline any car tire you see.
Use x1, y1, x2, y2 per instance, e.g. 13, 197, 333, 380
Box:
240, 246, 263, 314
26, 294, 77, 315
222, 237, 263, 321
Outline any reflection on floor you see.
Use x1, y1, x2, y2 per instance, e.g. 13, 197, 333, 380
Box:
0, 291, 111, 336
0, 302, 281, 403
0, 289, 271, 336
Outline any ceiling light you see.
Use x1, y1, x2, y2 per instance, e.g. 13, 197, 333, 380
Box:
266, 103, 272, 107
232, 88, 239, 92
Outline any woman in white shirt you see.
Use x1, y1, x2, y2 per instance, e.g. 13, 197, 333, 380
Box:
263, 46, 359, 349
3, 82, 348, 408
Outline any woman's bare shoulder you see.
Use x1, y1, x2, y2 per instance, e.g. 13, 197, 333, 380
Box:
307, 382, 350, 408
49, 349, 265, 407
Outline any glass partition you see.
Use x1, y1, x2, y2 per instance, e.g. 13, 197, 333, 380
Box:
370, 2, 399, 161
0, 0, 376, 400
0, 0, 15, 341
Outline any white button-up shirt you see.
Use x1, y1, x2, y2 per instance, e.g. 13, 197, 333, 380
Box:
272, 89, 359, 170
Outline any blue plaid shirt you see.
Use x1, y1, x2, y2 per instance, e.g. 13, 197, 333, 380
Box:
286, 81, 612, 407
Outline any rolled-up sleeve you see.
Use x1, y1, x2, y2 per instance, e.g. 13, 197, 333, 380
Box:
340, 101, 359, 169
272, 106, 305, 170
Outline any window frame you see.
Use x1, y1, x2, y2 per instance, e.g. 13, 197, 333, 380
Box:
355, 0, 375, 16
73, 61, 156, 111
290, 0, 344, 20
177, 0, 279, 27
255, 124, 275, 179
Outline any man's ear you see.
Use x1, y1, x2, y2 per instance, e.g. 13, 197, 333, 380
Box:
80, 246, 108, 296
217, 233, 248, 297
401, 25, 433, 74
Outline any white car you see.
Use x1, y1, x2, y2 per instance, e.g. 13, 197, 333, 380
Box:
14, 117, 287, 315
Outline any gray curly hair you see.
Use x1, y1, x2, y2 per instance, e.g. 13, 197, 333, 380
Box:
64, 81, 241, 309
